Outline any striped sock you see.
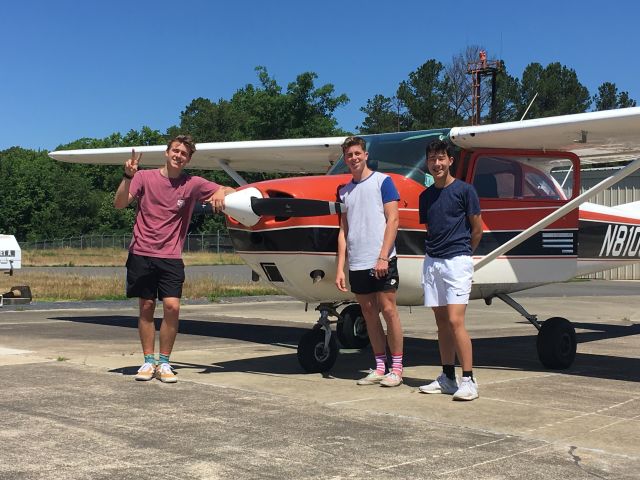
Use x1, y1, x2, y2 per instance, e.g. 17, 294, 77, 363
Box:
159, 353, 170, 365
374, 352, 386, 374
144, 353, 156, 365
391, 353, 403, 375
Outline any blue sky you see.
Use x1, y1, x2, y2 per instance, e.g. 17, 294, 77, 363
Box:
2, 0, 639, 151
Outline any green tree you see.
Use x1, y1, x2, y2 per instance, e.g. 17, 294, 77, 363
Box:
593, 82, 637, 110
173, 66, 348, 143
174, 97, 240, 143
491, 62, 521, 122
0, 147, 102, 241
283, 71, 349, 138
94, 192, 135, 234
360, 55, 478, 132
518, 62, 591, 119
358, 95, 410, 134
397, 59, 457, 129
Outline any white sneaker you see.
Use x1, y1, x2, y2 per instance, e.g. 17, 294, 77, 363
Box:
453, 376, 478, 401
419, 373, 458, 394
380, 371, 403, 387
356, 369, 386, 385
134, 362, 155, 381
155, 363, 177, 383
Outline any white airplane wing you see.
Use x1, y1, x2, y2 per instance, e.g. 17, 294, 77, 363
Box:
449, 107, 640, 164
49, 137, 346, 174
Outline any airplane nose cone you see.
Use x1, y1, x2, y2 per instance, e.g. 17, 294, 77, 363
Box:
223, 187, 263, 226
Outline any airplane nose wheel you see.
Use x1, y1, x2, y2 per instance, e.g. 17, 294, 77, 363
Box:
536, 317, 576, 369
297, 309, 338, 373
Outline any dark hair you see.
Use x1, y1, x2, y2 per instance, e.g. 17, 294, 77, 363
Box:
426, 140, 451, 157
167, 134, 196, 157
341, 136, 367, 153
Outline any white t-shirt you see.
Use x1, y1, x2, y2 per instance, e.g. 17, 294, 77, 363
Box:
338, 171, 400, 270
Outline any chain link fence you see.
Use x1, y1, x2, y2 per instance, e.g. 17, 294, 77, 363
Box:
21, 231, 234, 253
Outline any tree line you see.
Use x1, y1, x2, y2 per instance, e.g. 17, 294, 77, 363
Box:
1, 48, 635, 242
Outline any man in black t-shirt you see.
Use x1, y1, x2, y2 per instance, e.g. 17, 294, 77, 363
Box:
418, 140, 483, 401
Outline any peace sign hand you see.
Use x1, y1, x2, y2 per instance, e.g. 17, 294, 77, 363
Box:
124, 148, 142, 178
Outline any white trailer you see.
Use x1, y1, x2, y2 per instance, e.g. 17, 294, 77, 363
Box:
0, 235, 31, 306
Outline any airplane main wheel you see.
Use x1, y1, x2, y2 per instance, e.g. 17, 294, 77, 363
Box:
536, 317, 576, 369
297, 329, 338, 373
336, 304, 370, 349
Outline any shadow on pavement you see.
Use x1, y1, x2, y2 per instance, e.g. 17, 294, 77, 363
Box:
52, 314, 640, 383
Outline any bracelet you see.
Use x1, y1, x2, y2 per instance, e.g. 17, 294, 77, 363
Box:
378, 257, 389, 262
123, 172, 134, 180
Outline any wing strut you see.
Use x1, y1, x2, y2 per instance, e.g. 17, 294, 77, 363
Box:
474, 157, 640, 272
216, 159, 248, 186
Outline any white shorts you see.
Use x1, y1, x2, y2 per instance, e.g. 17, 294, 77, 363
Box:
422, 255, 473, 307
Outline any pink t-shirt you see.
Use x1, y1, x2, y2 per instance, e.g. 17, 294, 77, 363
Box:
128, 169, 221, 259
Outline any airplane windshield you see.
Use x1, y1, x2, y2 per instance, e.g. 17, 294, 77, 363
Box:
328, 129, 450, 185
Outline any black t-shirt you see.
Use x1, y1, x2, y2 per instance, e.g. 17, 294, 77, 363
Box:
418, 179, 481, 259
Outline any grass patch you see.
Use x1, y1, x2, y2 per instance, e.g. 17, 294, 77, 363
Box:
7, 271, 279, 302
22, 248, 244, 267
15, 248, 277, 301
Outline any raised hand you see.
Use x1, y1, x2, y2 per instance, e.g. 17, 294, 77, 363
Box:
124, 148, 142, 178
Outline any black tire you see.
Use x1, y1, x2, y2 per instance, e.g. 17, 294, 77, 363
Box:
297, 329, 338, 373
336, 304, 370, 349
536, 317, 577, 369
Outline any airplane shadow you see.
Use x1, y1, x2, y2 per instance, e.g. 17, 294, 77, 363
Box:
51, 314, 640, 384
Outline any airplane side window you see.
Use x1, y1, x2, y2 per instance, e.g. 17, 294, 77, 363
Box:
472, 156, 519, 198
473, 154, 573, 201
523, 172, 560, 199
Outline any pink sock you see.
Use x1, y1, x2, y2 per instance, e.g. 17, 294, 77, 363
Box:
391, 353, 403, 375
374, 353, 386, 374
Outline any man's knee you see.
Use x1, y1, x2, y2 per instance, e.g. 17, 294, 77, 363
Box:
162, 298, 181, 317
360, 305, 379, 320
379, 303, 398, 321
139, 298, 156, 316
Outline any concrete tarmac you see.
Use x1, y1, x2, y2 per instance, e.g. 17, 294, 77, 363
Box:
1, 289, 639, 479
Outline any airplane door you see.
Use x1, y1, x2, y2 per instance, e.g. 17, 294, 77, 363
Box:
467, 150, 580, 285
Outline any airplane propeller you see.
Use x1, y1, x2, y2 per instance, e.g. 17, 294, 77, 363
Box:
195, 187, 346, 226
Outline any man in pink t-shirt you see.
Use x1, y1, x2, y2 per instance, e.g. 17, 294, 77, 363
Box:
114, 134, 235, 383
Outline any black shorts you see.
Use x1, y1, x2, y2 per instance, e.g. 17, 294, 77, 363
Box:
126, 253, 185, 300
349, 257, 400, 295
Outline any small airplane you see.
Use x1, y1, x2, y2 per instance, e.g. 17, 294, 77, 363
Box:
49, 107, 640, 372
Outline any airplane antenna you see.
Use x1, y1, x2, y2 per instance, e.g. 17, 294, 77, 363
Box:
520, 92, 539, 121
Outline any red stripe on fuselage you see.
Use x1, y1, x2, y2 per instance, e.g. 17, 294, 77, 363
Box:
580, 210, 640, 225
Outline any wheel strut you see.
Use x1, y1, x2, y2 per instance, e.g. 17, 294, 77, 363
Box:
488, 293, 542, 330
